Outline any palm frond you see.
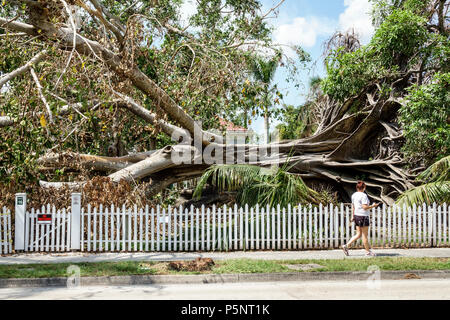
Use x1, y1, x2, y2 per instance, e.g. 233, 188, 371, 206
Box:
418, 155, 450, 182
193, 164, 263, 199
194, 164, 324, 208
309, 76, 322, 89
396, 181, 450, 207
251, 53, 281, 84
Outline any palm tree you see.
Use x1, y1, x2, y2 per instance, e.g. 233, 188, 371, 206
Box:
193, 163, 324, 208
251, 53, 282, 143
396, 156, 450, 206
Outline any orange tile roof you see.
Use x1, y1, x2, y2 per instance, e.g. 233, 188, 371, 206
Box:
218, 117, 247, 132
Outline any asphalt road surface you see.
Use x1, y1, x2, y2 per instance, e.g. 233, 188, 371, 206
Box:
1, 279, 450, 300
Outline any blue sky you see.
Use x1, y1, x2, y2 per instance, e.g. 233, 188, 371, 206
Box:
251, 0, 375, 137
180, 0, 376, 137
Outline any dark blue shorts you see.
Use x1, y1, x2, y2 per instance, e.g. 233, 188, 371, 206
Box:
354, 215, 370, 227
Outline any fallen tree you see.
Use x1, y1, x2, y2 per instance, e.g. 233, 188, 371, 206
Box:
1, 0, 448, 205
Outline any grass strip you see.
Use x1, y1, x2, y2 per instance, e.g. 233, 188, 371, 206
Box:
0, 257, 449, 279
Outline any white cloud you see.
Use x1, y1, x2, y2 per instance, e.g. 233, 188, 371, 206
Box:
238, 41, 279, 59
274, 16, 335, 49
179, 0, 198, 28
272, 16, 336, 59
272, 0, 375, 55
338, 0, 374, 43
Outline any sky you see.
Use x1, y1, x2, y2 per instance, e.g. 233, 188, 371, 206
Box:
255, 0, 375, 137
180, 0, 376, 138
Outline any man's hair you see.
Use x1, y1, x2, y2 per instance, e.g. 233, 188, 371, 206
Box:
356, 181, 366, 191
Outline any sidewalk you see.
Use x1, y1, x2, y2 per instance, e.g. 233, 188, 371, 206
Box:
1, 248, 450, 265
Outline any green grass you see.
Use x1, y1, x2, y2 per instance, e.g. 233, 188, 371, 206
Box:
0, 257, 449, 279
0, 261, 160, 279
279, 257, 450, 272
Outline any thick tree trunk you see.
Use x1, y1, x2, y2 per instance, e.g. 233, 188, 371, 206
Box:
37, 86, 414, 204
39, 132, 414, 205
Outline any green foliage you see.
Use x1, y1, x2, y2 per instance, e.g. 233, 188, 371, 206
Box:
1, 0, 307, 190
194, 164, 263, 197
251, 53, 281, 85
309, 76, 322, 89
321, 1, 449, 172
418, 155, 450, 182
399, 72, 450, 164
193, 164, 324, 207
322, 6, 429, 102
370, 9, 428, 67
396, 181, 450, 207
370, 0, 432, 27
0, 117, 46, 185
251, 54, 282, 107
276, 104, 316, 140
322, 46, 388, 102
396, 156, 450, 206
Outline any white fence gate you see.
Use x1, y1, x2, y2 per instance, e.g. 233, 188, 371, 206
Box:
10, 192, 450, 253
23, 205, 72, 252
0, 207, 12, 255
14, 193, 80, 253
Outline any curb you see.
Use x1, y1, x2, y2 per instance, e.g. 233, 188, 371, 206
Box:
1, 270, 450, 288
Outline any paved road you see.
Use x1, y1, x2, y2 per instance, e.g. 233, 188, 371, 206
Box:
1, 279, 449, 299
1, 248, 450, 265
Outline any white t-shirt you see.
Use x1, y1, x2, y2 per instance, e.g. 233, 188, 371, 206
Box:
351, 192, 370, 216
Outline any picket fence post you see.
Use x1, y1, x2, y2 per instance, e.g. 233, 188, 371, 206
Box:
71, 193, 81, 250
14, 193, 27, 251
432, 202, 437, 247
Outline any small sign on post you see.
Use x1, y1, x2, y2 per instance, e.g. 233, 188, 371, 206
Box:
158, 215, 169, 224
37, 213, 52, 224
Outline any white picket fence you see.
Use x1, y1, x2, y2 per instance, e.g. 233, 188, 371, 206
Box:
12, 198, 450, 253
77, 203, 450, 252
0, 208, 12, 255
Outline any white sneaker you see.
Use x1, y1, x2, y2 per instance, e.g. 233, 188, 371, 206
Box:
366, 250, 376, 257
342, 245, 349, 256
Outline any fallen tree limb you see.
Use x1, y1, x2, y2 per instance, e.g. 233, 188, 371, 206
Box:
0, 17, 209, 146
39, 180, 85, 189
0, 116, 15, 128
30, 67, 53, 124
0, 50, 47, 89
37, 151, 159, 172
108, 145, 201, 183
